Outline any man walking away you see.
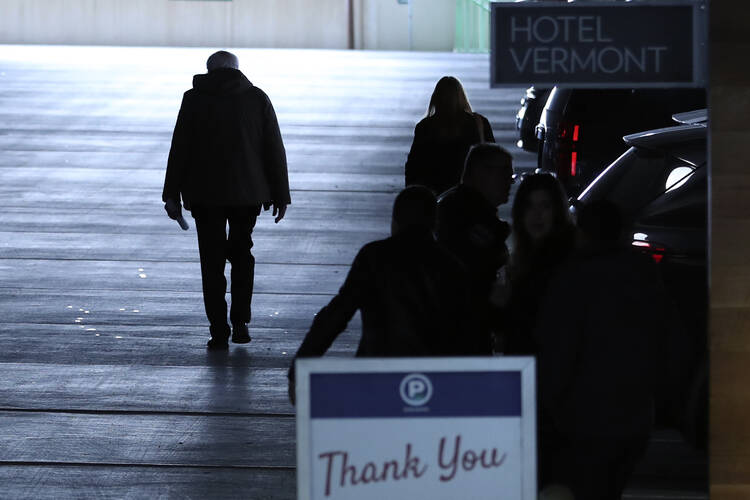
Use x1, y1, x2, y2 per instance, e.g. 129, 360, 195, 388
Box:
162, 50, 291, 350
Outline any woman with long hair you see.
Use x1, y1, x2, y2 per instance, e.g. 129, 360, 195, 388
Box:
499, 173, 576, 491
503, 173, 576, 355
405, 76, 495, 195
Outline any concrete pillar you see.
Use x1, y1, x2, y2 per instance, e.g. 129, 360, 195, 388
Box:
709, 0, 750, 497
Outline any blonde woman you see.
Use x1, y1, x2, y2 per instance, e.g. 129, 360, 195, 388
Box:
405, 76, 495, 195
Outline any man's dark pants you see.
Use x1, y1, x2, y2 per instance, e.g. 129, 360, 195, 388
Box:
191, 205, 261, 339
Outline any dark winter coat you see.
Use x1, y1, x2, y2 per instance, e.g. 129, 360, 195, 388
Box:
533, 247, 672, 438
162, 68, 290, 207
436, 184, 510, 301
405, 111, 495, 195
289, 229, 482, 380
504, 227, 576, 355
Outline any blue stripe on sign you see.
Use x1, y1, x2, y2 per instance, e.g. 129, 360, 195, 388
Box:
310, 371, 521, 419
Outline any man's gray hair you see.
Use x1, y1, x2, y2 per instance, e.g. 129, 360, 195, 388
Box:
207, 51, 239, 72
461, 143, 513, 183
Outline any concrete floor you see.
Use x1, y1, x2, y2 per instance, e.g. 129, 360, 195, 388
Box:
0, 45, 704, 499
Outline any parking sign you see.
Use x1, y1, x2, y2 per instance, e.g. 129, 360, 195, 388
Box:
295, 357, 536, 500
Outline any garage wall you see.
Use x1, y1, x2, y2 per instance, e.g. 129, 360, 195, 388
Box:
0, 0, 349, 48
352, 0, 454, 51
0, 0, 455, 51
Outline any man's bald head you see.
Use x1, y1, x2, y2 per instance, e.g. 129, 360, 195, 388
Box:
207, 51, 239, 72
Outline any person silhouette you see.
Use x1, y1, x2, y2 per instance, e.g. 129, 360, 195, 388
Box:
502, 173, 576, 356
436, 143, 514, 353
405, 76, 495, 196
162, 50, 291, 350
287, 186, 479, 404
534, 200, 671, 499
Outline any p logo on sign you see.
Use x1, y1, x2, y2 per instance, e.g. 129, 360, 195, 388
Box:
399, 373, 433, 407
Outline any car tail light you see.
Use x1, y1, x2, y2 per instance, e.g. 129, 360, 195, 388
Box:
570, 152, 578, 177
556, 123, 581, 178
632, 240, 667, 264
557, 122, 580, 139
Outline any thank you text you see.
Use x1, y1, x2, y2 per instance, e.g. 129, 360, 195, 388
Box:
296, 361, 537, 500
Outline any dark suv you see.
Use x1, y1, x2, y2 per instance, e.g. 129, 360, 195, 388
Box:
515, 86, 551, 152
536, 87, 706, 196
575, 110, 708, 448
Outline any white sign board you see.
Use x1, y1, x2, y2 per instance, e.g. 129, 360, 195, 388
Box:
295, 357, 536, 500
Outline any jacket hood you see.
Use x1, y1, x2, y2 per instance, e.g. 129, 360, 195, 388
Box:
192, 68, 253, 96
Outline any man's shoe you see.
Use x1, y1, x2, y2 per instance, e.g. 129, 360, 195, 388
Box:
206, 337, 229, 350
207, 324, 230, 350
232, 323, 251, 344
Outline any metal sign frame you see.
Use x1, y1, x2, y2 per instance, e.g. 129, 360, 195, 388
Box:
490, 0, 707, 88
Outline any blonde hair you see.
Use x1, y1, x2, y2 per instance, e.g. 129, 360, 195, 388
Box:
427, 76, 472, 118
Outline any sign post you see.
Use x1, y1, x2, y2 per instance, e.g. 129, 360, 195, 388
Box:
490, 0, 707, 88
295, 357, 536, 500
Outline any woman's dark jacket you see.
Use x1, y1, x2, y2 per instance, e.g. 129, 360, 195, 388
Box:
504, 228, 576, 355
289, 229, 484, 380
162, 68, 290, 208
405, 111, 495, 195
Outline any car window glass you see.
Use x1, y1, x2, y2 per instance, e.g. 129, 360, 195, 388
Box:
639, 163, 707, 229
579, 148, 669, 219
639, 198, 706, 228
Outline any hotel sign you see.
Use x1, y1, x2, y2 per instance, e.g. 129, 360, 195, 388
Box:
490, 1, 707, 88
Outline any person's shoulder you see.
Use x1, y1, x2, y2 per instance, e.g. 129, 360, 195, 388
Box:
436, 186, 469, 222
356, 238, 391, 259
233, 84, 269, 107
246, 85, 271, 101
434, 240, 468, 268
414, 116, 434, 131
247, 84, 265, 96
437, 185, 461, 205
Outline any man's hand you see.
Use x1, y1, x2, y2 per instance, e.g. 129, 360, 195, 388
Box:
273, 203, 287, 223
288, 379, 296, 406
164, 198, 182, 220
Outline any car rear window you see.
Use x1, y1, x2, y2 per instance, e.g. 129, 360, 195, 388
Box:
638, 167, 707, 229
578, 147, 703, 220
